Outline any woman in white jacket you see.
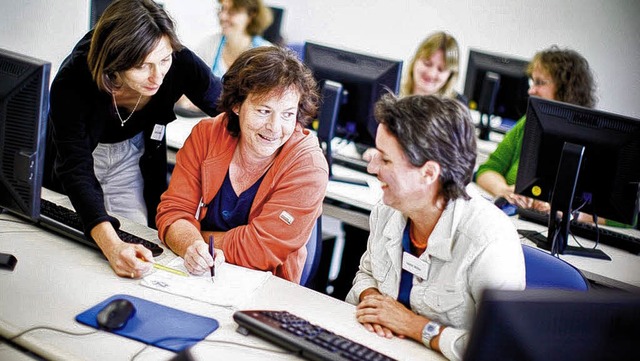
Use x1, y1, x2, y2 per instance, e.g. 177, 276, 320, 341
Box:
346, 94, 525, 361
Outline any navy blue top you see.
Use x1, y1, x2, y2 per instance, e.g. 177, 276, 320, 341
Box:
398, 223, 414, 309
201, 171, 266, 231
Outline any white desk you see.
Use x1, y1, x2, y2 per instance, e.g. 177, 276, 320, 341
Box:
0, 209, 443, 361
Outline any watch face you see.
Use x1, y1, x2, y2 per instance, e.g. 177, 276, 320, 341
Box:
423, 321, 441, 339
426, 323, 438, 333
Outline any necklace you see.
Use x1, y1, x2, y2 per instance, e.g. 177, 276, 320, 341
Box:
113, 93, 142, 127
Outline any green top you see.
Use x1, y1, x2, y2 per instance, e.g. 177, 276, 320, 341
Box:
476, 116, 526, 185
476, 116, 634, 228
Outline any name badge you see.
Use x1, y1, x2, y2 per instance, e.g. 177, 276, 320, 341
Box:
402, 251, 429, 280
151, 124, 165, 141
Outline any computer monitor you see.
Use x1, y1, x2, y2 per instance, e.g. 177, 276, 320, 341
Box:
304, 42, 403, 152
463, 49, 530, 140
263, 6, 285, 46
464, 288, 640, 361
515, 97, 640, 259
0, 48, 50, 221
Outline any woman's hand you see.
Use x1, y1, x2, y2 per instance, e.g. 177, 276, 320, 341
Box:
182, 240, 214, 275
104, 241, 154, 279
92, 221, 153, 278
355, 293, 419, 339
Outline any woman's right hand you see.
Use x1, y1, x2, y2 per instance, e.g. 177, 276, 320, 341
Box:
105, 241, 154, 278
92, 221, 153, 278
182, 240, 214, 275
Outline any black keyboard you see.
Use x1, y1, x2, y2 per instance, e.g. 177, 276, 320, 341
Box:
39, 198, 163, 257
233, 310, 396, 361
332, 153, 369, 174
516, 207, 640, 255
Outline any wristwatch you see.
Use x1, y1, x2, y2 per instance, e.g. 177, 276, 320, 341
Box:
422, 320, 442, 349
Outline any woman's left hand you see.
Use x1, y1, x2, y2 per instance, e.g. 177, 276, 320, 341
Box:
355, 294, 417, 338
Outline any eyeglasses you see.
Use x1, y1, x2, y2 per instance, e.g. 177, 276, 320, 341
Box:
529, 78, 552, 88
216, 4, 241, 16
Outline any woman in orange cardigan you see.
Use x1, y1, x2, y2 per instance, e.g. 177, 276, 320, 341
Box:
156, 46, 328, 283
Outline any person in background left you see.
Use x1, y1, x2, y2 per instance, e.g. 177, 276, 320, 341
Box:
44, 0, 222, 279
176, 0, 273, 115
347, 94, 525, 361
156, 46, 328, 283
197, 0, 273, 78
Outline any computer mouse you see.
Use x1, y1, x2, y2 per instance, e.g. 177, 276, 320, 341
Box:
494, 196, 517, 216
96, 298, 136, 331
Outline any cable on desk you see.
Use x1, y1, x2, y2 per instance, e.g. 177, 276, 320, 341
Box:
0, 217, 31, 225
130, 336, 294, 361
9, 325, 98, 341
201, 338, 294, 355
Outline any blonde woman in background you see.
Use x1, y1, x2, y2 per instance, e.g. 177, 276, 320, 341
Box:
401, 31, 467, 104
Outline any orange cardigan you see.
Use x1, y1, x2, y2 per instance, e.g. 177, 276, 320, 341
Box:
156, 114, 328, 282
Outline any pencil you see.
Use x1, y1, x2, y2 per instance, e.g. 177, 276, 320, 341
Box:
151, 262, 188, 277
139, 257, 188, 277
209, 235, 215, 281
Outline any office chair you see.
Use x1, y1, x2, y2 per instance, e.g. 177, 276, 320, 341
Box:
522, 244, 589, 291
300, 217, 322, 287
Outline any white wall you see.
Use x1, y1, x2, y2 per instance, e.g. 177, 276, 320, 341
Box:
2, 0, 638, 118
264, 0, 640, 118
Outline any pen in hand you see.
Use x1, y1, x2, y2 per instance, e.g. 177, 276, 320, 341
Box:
209, 235, 215, 282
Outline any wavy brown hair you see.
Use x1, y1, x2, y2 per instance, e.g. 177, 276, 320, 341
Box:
527, 46, 596, 108
88, 0, 183, 93
219, 46, 319, 137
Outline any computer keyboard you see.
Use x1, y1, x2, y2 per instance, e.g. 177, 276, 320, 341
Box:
332, 153, 369, 174
39, 198, 163, 257
233, 310, 397, 361
516, 207, 640, 255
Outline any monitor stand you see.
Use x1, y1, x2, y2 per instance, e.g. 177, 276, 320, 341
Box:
317, 80, 368, 187
546, 142, 609, 260
477, 72, 501, 141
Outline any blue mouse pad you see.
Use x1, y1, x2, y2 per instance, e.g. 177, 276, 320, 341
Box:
76, 294, 219, 352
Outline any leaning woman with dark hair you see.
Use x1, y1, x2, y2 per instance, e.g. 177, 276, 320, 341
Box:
347, 94, 525, 361
45, 0, 222, 278
156, 46, 328, 283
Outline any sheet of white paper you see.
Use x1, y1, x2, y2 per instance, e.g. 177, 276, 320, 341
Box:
140, 257, 271, 309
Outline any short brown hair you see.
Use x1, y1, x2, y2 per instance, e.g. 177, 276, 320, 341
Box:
374, 93, 477, 202
219, 46, 319, 137
220, 0, 273, 36
88, 0, 183, 93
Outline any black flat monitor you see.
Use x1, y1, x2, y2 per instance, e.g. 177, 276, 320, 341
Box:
515, 97, 640, 259
464, 288, 640, 361
304, 42, 402, 152
0, 48, 50, 221
263, 6, 285, 46
464, 49, 530, 140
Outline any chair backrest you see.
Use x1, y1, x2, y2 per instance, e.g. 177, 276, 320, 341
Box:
300, 217, 322, 287
522, 244, 589, 291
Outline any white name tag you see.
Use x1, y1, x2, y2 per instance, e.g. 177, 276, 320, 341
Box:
402, 251, 429, 280
151, 124, 165, 141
